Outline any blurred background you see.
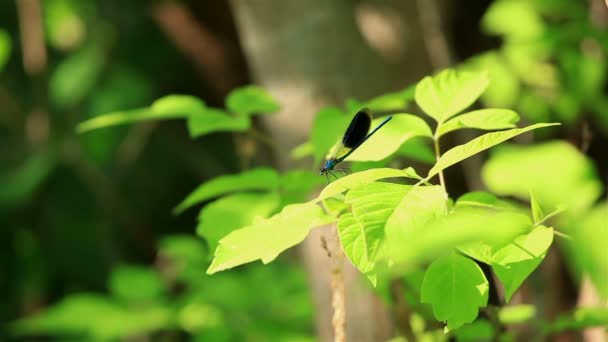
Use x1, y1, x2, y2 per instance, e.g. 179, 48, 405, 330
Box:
0, 0, 607, 341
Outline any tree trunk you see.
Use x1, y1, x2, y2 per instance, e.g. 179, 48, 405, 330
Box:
229, 1, 431, 340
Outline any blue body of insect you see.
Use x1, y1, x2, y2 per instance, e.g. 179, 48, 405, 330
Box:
320, 108, 392, 180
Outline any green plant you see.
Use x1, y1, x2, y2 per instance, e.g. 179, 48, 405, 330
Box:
14, 67, 608, 340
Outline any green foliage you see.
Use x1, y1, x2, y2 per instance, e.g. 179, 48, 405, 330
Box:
197, 192, 280, 255
225, 85, 280, 116
0, 28, 11, 72
0, 151, 55, 209
498, 305, 536, 324
77, 85, 279, 136
338, 182, 411, 284
421, 252, 489, 329
415, 69, 489, 123
491, 226, 553, 301
427, 123, 559, 180
109, 265, 166, 303
482, 141, 601, 214
207, 203, 335, 274
437, 109, 519, 137
174, 168, 280, 214
346, 114, 432, 161
10, 294, 172, 339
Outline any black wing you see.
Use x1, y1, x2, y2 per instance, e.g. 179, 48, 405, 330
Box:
342, 108, 372, 148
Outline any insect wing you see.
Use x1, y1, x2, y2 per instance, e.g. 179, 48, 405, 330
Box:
342, 108, 372, 148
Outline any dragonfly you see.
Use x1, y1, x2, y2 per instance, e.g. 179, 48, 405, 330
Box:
320, 108, 392, 181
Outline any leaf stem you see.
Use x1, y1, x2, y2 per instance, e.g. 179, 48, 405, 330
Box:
432, 132, 447, 194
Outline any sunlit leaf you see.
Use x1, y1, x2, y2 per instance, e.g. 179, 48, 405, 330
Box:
437, 109, 519, 137
338, 182, 411, 285
421, 252, 489, 329
338, 213, 376, 283
415, 69, 490, 123
392, 207, 531, 265
77, 95, 202, 133
174, 168, 279, 214
491, 226, 553, 301
482, 141, 601, 215
570, 203, 608, 298
363, 85, 415, 111
427, 123, 559, 180
455, 191, 517, 211
466, 51, 520, 108
317, 167, 420, 202
529, 191, 544, 224
482, 0, 545, 39
498, 305, 536, 324
197, 192, 279, 255
187, 107, 250, 137
225, 85, 280, 116
346, 114, 432, 162
385, 186, 448, 263
207, 203, 335, 274
0, 29, 11, 71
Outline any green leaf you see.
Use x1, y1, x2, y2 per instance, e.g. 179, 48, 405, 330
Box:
391, 207, 532, 265
207, 203, 335, 274
482, 0, 545, 40
10, 294, 171, 339
437, 109, 519, 137
317, 167, 420, 202
197, 192, 279, 255
396, 137, 436, 164
427, 123, 559, 180
51, 43, 104, 109
0, 151, 55, 209
279, 170, 324, 206
385, 186, 448, 263
421, 252, 489, 329
491, 226, 553, 301
290, 141, 313, 160
453, 319, 495, 341
482, 141, 601, 216
109, 265, 165, 303
570, 203, 608, 298
174, 168, 279, 214
551, 307, 608, 332
529, 191, 544, 224
187, 107, 250, 138
363, 85, 415, 111
0, 29, 11, 71
338, 213, 376, 283
498, 305, 536, 324
225, 85, 280, 116
466, 52, 520, 108
415, 69, 490, 123
338, 182, 411, 284
346, 114, 432, 162
455, 191, 516, 211
157, 235, 207, 282
311, 107, 350, 162
77, 95, 202, 133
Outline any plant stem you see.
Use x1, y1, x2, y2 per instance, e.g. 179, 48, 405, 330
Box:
432, 134, 447, 194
